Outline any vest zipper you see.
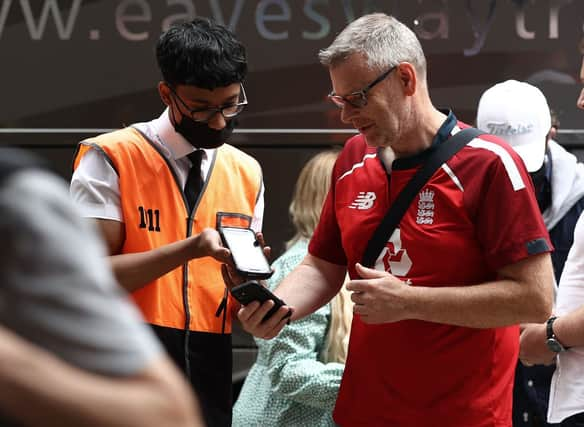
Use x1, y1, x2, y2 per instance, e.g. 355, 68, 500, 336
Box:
183, 215, 194, 379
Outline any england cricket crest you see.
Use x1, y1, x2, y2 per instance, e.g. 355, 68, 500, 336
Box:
416, 188, 435, 225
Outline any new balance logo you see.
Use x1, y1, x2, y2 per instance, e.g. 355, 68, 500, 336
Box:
349, 192, 376, 210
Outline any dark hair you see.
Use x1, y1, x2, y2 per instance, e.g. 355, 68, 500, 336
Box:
550, 108, 560, 130
156, 17, 247, 90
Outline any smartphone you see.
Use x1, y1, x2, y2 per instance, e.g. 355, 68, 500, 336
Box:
219, 226, 273, 280
230, 280, 291, 322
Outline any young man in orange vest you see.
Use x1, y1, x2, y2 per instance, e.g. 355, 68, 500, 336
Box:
71, 18, 264, 427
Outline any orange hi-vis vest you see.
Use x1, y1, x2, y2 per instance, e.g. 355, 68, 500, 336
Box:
73, 127, 262, 334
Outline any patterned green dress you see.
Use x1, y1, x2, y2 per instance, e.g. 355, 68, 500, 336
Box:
232, 239, 343, 427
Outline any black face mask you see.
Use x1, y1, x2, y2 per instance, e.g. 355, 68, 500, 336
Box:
170, 102, 237, 149
529, 164, 551, 213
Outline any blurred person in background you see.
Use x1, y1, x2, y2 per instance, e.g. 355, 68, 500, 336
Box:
577, 41, 584, 111
233, 149, 351, 427
477, 80, 584, 284
518, 45, 584, 427
0, 148, 203, 427
477, 80, 584, 427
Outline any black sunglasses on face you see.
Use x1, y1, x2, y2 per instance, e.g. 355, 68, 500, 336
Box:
328, 65, 398, 109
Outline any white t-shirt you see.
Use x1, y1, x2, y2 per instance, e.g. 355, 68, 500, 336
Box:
548, 211, 584, 423
70, 109, 265, 231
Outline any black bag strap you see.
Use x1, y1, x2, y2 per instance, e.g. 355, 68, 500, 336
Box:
361, 127, 484, 268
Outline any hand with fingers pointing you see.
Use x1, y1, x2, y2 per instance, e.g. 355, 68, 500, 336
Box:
346, 263, 413, 324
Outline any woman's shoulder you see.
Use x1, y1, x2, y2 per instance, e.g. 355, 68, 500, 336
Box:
265, 240, 309, 289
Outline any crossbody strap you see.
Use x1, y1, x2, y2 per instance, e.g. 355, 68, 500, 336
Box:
361, 127, 484, 268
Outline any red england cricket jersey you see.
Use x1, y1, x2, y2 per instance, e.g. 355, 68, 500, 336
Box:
309, 117, 551, 427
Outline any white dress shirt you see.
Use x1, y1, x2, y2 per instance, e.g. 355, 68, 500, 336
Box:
70, 109, 264, 231
548, 212, 584, 423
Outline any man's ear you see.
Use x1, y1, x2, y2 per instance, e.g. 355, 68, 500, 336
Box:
158, 81, 172, 107
396, 62, 417, 96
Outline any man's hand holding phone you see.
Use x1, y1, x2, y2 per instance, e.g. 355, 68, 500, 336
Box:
236, 293, 294, 339
231, 281, 292, 321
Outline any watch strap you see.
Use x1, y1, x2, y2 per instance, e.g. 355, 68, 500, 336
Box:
546, 315, 569, 350
546, 315, 557, 340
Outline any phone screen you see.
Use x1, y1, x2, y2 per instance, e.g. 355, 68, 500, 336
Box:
220, 227, 271, 277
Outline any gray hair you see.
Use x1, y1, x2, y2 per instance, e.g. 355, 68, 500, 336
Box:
319, 13, 426, 80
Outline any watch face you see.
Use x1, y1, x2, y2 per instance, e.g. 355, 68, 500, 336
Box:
546, 338, 566, 353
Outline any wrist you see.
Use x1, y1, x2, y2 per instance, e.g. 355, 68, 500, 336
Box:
185, 234, 206, 259
403, 282, 420, 320
545, 315, 569, 352
550, 316, 571, 348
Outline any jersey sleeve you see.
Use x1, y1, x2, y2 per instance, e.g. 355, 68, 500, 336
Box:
0, 170, 161, 376
308, 167, 347, 266
465, 137, 552, 271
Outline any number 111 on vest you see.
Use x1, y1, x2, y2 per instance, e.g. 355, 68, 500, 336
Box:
138, 206, 161, 232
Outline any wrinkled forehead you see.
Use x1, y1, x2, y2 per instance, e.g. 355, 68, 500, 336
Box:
329, 53, 380, 93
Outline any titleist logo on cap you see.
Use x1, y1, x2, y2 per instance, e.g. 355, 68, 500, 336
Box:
485, 122, 534, 136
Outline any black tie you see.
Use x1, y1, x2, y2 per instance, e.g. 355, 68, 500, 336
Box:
184, 150, 204, 213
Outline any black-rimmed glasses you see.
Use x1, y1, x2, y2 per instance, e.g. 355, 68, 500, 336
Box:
328, 65, 397, 109
167, 84, 248, 123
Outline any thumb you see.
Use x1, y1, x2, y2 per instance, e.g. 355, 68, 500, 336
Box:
355, 262, 387, 279
218, 247, 231, 260
212, 245, 231, 263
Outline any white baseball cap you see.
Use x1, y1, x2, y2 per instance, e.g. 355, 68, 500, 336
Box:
476, 80, 551, 172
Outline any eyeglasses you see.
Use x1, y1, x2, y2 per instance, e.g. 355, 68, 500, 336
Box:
328, 65, 397, 109
167, 84, 248, 123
